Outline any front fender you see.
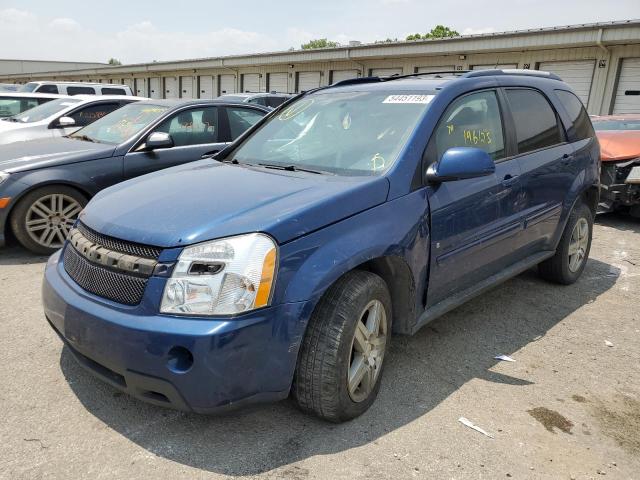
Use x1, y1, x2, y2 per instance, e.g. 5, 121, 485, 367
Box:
274, 189, 431, 323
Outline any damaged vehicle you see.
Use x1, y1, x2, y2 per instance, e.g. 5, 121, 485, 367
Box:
593, 115, 640, 216
42, 70, 599, 422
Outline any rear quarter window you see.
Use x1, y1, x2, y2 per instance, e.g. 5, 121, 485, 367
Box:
67, 86, 96, 95
35, 84, 59, 94
101, 87, 126, 95
555, 89, 594, 141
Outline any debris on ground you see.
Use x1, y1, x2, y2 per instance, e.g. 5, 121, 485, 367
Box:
605, 340, 614, 347
458, 417, 494, 438
494, 354, 516, 362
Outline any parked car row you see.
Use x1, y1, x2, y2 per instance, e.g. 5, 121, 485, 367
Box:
1, 69, 601, 422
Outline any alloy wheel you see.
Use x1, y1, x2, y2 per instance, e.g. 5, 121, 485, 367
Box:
568, 217, 589, 273
25, 193, 82, 249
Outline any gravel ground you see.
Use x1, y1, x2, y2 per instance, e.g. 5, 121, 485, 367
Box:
1, 213, 639, 480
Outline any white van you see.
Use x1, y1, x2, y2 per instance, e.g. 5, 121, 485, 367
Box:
19, 81, 134, 96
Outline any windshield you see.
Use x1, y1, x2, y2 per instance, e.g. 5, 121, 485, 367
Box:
593, 119, 640, 131
70, 103, 169, 144
0, 97, 40, 117
230, 90, 434, 175
10, 97, 81, 123
19, 83, 38, 93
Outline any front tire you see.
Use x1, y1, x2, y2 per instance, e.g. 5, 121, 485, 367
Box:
539, 202, 593, 285
10, 185, 87, 255
292, 270, 392, 422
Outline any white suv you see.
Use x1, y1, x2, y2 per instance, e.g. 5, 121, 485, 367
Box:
19, 81, 134, 96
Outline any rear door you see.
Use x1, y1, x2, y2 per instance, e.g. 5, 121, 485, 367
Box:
502, 87, 573, 253
426, 89, 522, 307
123, 106, 228, 179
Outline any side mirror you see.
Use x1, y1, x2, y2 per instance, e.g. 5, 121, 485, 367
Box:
426, 147, 495, 183
57, 116, 76, 127
146, 132, 174, 150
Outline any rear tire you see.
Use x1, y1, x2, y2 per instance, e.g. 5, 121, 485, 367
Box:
538, 202, 593, 285
292, 270, 392, 422
10, 185, 87, 255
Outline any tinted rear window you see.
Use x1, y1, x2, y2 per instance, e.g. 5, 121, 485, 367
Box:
36, 84, 59, 94
555, 90, 594, 140
506, 89, 564, 154
67, 86, 96, 95
101, 87, 126, 95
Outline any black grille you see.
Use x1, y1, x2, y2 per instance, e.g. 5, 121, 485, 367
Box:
63, 245, 148, 305
76, 222, 162, 260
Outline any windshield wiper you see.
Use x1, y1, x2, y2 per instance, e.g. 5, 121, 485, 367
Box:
70, 134, 96, 143
257, 163, 331, 175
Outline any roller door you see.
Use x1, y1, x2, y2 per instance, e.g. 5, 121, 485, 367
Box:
180, 76, 195, 99
164, 77, 179, 99
612, 58, 640, 114
370, 68, 403, 77
267, 72, 288, 93
331, 70, 359, 84
198, 76, 214, 98
416, 65, 455, 73
538, 60, 595, 105
297, 72, 321, 92
134, 78, 147, 97
472, 63, 518, 70
219, 74, 236, 95
122, 78, 134, 91
242, 73, 260, 92
149, 77, 162, 99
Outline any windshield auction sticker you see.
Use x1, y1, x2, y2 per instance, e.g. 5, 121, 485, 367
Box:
383, 95, 435, 104
279, 99, 314, 120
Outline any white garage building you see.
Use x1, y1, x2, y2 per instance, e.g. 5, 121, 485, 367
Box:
2, 20, 639, 115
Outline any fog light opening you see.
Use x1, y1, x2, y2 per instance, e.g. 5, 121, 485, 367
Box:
167, 346, 194, 373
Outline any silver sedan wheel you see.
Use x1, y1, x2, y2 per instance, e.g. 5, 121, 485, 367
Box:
25, 193, 81, 249
568, 217, 589, 273
347, 299, 388, 403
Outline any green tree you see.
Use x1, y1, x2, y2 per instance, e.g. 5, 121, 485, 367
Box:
301, 38, 339, 50
108, 58, 122, 65
375, 37, 398, 44
406, 25, 459, 41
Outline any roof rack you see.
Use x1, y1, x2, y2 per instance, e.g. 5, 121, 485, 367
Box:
463, 69, 562, 81
331, 71, 468, 88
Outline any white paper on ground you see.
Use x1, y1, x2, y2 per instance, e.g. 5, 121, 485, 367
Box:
494, 354, 516, 362
458, 417, 494, 438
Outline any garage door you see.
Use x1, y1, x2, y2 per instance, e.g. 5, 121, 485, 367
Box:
370, 68, 403, 77
297, 72, 321, 92
242, 73, 260, 93
331, 70, 359, 84
149, 77, 162, 99
267, 72, 288, 93
180, 76, 195, 99
122, 78, 134, 90
219, 74, 236, 95
134, 78, 147, 97
612, 58, 640, 114
472, 63, 518, 70
164, 77, 178, 99
539, 60, 595, 105
198, 75, 215, 98
416, 65, 455, 74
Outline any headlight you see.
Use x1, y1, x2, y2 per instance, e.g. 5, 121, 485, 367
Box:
0, 171, 9, 185
160, 233, 277, 316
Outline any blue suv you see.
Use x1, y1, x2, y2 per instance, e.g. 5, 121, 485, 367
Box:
42, 70, 599, 422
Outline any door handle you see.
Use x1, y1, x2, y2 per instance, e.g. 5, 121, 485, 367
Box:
502, 174, 519, 186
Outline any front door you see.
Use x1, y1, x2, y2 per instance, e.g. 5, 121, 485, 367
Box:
123, 105, 228, 179
425, 89, 523, 307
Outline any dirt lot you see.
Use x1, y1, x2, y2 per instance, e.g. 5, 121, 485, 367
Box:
1, 213, 639, 480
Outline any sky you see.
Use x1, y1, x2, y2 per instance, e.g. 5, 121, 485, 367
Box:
0, 0, 639, 64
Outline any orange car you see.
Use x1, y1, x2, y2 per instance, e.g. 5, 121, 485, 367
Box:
593, 115, 640, 216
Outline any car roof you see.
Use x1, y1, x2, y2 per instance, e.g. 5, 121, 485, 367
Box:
0, 92, 68, 99
29, 81, 131, 87
71, 94, 148, 103
133, 98, 270, 110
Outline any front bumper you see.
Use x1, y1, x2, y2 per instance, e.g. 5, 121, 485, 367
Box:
42, 249, 310, 413
600, 162, 640, 213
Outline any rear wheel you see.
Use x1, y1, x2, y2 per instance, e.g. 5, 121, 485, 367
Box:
10, 186, 86, 255
539, 202, 593, 284
292, 270, 391, 422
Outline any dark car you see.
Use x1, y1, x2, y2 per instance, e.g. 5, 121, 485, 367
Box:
0, 99, 269, 253
42, 70, 599, 422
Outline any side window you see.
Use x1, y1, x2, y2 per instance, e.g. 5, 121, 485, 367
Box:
36, 84, 59, 94
555, 89, 594, 141
67, 86, 96, 95
36, 98, 54, 106
266, 96, 286, 108
68, 103, 120, 127
101, 87, 126, 95
432, 90, 506, 162
226, 107, 264, 140
153, 107, 219, 147
505, 89, 564, 154
247, 97, 266, 106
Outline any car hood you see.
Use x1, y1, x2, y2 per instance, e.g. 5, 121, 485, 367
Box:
0, 137, 115, 173
0, 118, 33, 133
81, 160, 390, 246
596, 130, 640, 162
